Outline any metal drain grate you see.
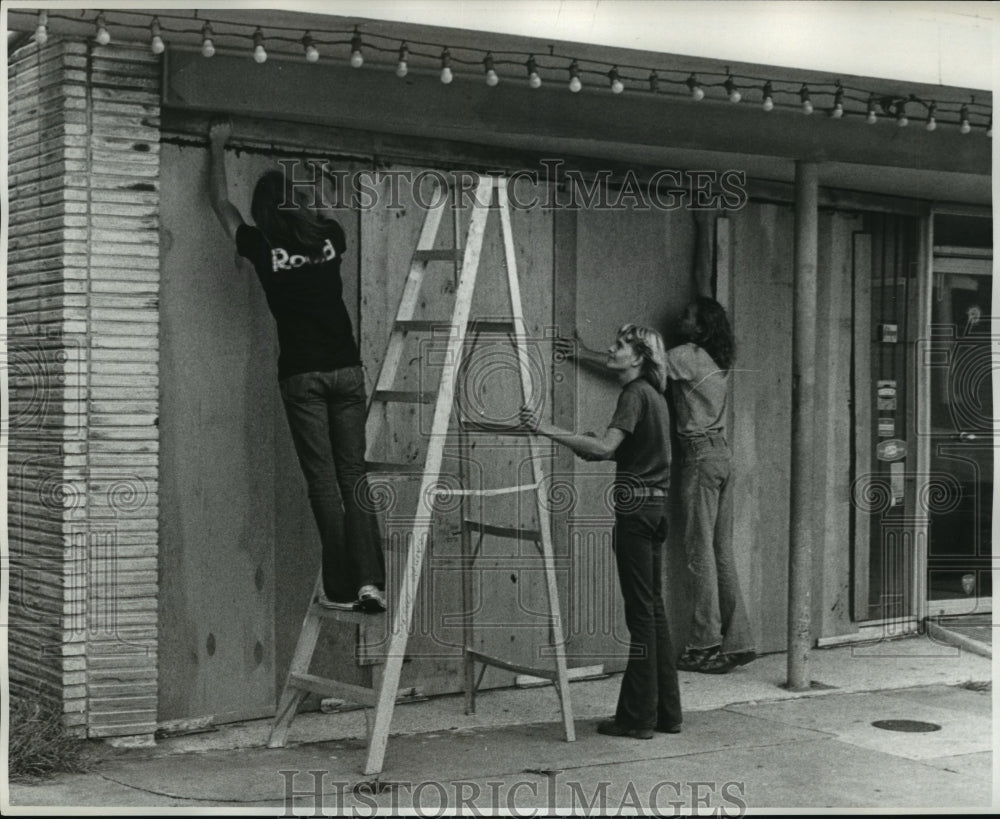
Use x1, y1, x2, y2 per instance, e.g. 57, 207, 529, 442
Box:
871, 719, 941, 732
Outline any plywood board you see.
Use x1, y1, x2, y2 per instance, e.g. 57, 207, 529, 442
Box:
730, 203, 795, 653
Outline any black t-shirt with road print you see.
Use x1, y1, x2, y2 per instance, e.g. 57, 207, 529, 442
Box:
236, 221, 361, 380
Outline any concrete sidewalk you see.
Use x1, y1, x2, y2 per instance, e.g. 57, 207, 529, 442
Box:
5, 633, 995, 813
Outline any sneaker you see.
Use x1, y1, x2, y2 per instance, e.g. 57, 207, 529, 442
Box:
676, 646, 718, 672
316, 594, 357, 611
729, 650, 757, 667
596, 720, 654, 740
655, 723, 682, 734
696, 647, 735, 675
356, 584, 387, 613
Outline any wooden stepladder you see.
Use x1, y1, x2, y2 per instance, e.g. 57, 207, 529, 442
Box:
267, 175, 575, 775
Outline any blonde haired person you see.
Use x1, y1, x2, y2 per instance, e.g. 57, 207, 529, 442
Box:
521, 324, 681, 740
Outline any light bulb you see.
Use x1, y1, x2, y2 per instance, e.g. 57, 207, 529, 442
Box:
866, 96, 877, 124
253, 29, 267, 64
95, 14, 110, 46
925, 103, 937, 131
960, 105, 971, 134
896, 109, 908, 127
484, 54, 498, 86
350, 30, 363, 68
150, 19, 165, 55
440, 49, 453, 84
800, 85, 813, 115
686, 75, 704, 101
303, 35, 319, 63
831, 87, 844, 119
396, 43, 409, 78
568, 61, 581, 93
526, 56, 541, 88
609, 67, 624, 94
201, 23, 215, 58
725, 77, 741, 103
761, 82, 774, 112
35, 11, 48, 45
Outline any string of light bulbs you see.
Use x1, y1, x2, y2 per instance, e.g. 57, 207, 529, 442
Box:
29, 9, 993, 135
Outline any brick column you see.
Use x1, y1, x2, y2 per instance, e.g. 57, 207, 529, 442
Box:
7, 38, 162, 740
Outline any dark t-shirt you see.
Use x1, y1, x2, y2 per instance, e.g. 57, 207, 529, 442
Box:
236, 222, 361, 380
608, 376, 672, 492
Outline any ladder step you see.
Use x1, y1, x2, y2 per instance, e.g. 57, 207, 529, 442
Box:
413, 249, 462, 262
373, 390, 436, 404
311, 605, 388, 625
395, 319, 446, 332
464, 519, 541, 541
466, 650, 559, 681
366, 461, 424, 475
287, 673, 378, 706
393, 319, 517, 334
467, 319, 516, 333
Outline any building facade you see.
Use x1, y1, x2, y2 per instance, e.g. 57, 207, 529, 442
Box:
5, 6, 993, 739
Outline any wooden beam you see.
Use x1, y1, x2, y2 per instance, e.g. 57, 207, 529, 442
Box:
787, 160, 819, 691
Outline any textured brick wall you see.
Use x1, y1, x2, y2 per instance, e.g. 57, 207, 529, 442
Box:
7, 38, 161, 739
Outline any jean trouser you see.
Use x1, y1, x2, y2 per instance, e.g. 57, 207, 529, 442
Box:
612, 499, 682, 730
279, 366, 386, 602
679, 433, 754, 654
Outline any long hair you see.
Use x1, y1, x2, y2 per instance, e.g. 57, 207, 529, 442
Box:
686, 297, 735, 371
617, 323, 667, 393
250, 169, 336, 250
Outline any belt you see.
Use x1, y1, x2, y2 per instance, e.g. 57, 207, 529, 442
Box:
626, 487, 667, 498
681, 433, 727, 448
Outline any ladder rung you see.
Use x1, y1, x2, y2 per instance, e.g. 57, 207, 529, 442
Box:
467, 319, 516, 333
392, 319, 517, 334
395, 320, 444, 332
365, 461, 424, 475
311, 605, 388, 625
413, 249, 462, 262
464, 519, 541, 541
287, 673, 378, 706
373, 390, 436, 404
466, 650, 559, 681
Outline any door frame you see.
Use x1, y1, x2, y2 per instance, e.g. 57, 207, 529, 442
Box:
920, 206, 994, 619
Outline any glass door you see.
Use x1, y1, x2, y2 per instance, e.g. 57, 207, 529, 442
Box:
926, 215, 993, 614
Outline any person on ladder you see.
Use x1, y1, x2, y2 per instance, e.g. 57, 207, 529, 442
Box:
206, 119, 386, 613
520, 324, 682, 740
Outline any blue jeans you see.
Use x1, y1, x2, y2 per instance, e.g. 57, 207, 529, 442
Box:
679, 433, 754, 654
279, 366, 385, 603
612, 499, 682, 730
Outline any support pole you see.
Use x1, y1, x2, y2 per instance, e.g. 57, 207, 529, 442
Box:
787, 161, 819, 691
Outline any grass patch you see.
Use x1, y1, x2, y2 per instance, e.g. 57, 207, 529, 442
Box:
8, 696, 90, 781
